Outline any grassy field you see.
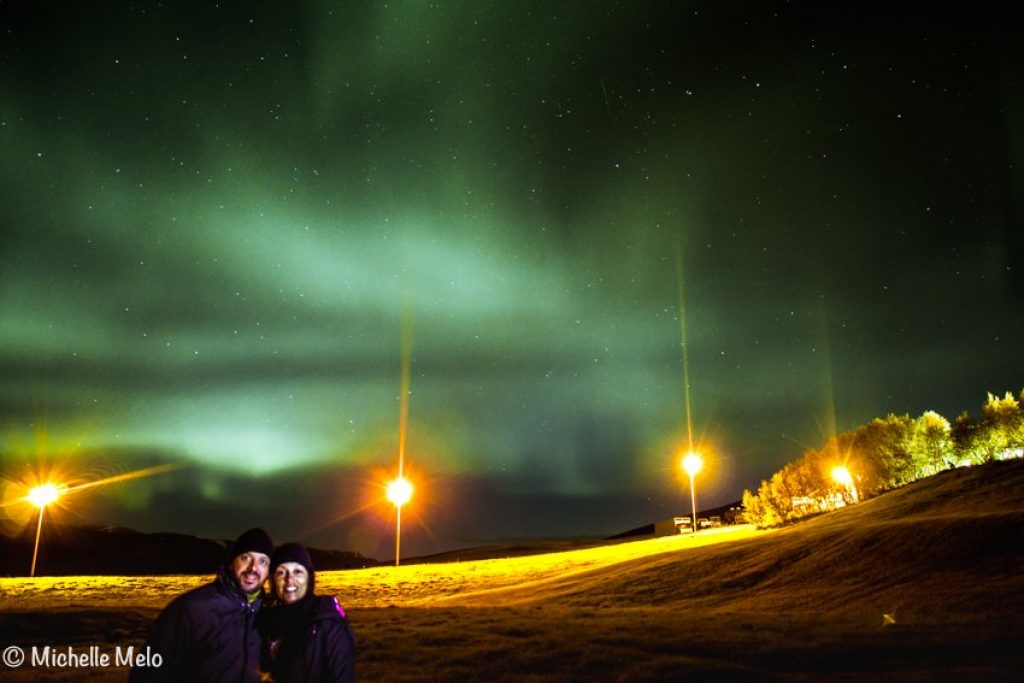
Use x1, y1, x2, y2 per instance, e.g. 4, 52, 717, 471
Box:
3, 459, 1023, 681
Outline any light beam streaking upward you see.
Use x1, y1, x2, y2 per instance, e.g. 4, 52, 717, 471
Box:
399, 304, 413, 480
676, 246, 695, 456
392, 303, 415, 567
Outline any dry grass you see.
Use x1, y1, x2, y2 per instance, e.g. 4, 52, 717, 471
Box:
2, 459, 1023, 681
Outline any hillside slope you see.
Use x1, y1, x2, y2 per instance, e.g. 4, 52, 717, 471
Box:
439, 459, 1024, 615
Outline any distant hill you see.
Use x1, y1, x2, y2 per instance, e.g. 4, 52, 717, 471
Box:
0, 525, 378, 576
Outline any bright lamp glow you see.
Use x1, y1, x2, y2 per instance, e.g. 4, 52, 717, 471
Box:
831, 465, 859, 504
681, 452, 703, 476
831, 466, 852, 486
27, 483, 61, 508
386, 477, 413, 507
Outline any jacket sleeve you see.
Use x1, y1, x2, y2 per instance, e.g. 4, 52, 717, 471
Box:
128, 597, 192, 683
321, 619, 357, 683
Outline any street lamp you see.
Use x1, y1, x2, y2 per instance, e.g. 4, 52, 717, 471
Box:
681, 452, 703, 534
27, 483, 62, 578
386, 476, 413, 567
831, 465, 859, 504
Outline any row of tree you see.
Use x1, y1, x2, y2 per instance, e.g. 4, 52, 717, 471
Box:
741, 390, 1024, 528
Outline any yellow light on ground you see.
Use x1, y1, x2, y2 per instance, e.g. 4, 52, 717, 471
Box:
26, 483, 64, 578
386, 477, 413, 507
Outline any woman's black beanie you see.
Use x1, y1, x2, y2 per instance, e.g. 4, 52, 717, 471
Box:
271, 542, 316, 593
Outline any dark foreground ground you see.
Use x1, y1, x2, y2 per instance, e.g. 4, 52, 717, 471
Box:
3, 605, 1022, 682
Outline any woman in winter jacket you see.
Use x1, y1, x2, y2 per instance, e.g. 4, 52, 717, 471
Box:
257, 542, 356, 682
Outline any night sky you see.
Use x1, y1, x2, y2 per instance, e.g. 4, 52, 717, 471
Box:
2, 2, 1021, 559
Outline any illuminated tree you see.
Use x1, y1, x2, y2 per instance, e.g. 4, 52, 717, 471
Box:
910, 410, 953, 477
785, 456, 828, 514
751, 473, 789, 528
741, 488, 765, 528
976, 391, 1024, 461
851, 415, 915, 492
951, 411, 980, 465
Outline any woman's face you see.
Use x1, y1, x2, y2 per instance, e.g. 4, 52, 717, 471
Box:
273, 561, 309, 603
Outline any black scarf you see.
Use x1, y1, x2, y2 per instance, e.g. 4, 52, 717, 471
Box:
256, 593, 318, 642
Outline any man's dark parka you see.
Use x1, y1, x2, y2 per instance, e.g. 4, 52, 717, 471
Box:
129, 565, 264, 683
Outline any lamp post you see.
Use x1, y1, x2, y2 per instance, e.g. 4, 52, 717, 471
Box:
386, 476, 413, 567
27, 483, 62, 578
681, 453, 703, 534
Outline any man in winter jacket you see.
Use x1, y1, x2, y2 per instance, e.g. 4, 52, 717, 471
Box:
129, 527, 274, 683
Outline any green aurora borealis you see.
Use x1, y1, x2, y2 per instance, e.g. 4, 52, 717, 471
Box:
2, 2, 1022, 557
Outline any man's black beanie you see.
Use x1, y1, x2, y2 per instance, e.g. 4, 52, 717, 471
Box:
230, 527, 274, 561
